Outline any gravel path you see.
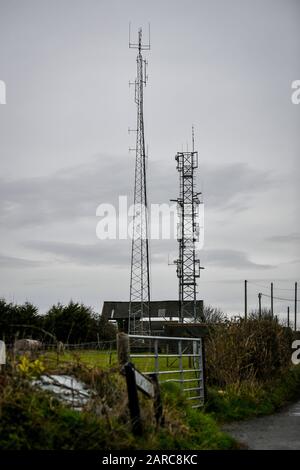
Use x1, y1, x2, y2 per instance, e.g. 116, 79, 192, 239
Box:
223, 401, 300, 450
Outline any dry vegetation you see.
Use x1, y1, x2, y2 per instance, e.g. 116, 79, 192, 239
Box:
205, 317, 294, 387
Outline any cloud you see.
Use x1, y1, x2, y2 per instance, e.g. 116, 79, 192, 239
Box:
0, 154, 132, 228
23, 240, 275, 271
24, 238, 177, 268
24, 239, 131, 267
0, 155, 274, 230
267, 233, 300, 243
0, 253, 43, 268
201, 249, 275, 270
200, 162, 273, 211
149, 161, 274, 212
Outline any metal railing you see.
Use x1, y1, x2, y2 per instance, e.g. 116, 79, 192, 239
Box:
128, 334, 205, 408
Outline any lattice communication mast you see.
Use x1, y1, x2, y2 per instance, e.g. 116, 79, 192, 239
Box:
128, 27, 151, 334
174, 130, 202, 322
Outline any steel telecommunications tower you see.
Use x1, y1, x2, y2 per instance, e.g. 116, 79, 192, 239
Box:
128, 26, 151, 334
174, 129, 202, 322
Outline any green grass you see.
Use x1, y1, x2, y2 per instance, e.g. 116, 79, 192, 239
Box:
158, 382, 238, 450
206, 365, 300, 423
0, 368, 237, 450
43, 350, 300, 418
6, 350, 299, 450
42, 349, 118, 368
43, 349, 202, 400
43, 349, 194, 370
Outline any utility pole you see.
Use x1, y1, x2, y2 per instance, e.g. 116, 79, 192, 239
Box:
128, 26, 151, 335
244, 280, 248, 320
173, 128, 202, 322
258, 292, 262, 319
271, 282, 273, 317
287, 306, 290, 328
295, 281, 298, 332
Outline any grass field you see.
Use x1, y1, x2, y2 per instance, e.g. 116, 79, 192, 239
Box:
42, 349, 198, 371
41, 349, 202, 400
42, 349, 118, 368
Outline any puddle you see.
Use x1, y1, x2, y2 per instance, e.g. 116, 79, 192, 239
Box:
33, 374, 92, 409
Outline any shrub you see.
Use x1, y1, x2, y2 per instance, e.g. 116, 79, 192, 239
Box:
205, 317, 294, 387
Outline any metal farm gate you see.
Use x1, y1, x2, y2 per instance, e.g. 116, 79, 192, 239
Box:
128, 334, 205, 408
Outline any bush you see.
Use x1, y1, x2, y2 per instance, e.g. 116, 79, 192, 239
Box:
43, 301, 99, 343
42, 301, 116, 344
0, 299, 41, 343
197, 305, 227, 324
0, 298, 117, 346
205, 317, 295, 387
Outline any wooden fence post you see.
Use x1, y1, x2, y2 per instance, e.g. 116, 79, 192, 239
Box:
244, 279, 248, 320
124, 362, 142, 435
117, 332, 129, 367
258, 292, 262, 319
149, 373, 164, 428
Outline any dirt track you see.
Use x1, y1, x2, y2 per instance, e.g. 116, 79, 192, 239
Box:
223, 401, 300, 450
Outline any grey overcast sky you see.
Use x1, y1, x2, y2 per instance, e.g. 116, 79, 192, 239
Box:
0, 0, 299, 318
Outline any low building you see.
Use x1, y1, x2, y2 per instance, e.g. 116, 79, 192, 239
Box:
101, 300, 204, 334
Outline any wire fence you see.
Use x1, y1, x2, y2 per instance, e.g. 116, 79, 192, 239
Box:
40, 340, 117, 352
6, 340, 118, 366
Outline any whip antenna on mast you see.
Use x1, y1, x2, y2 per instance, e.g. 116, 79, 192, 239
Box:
192, 125, 195, 152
